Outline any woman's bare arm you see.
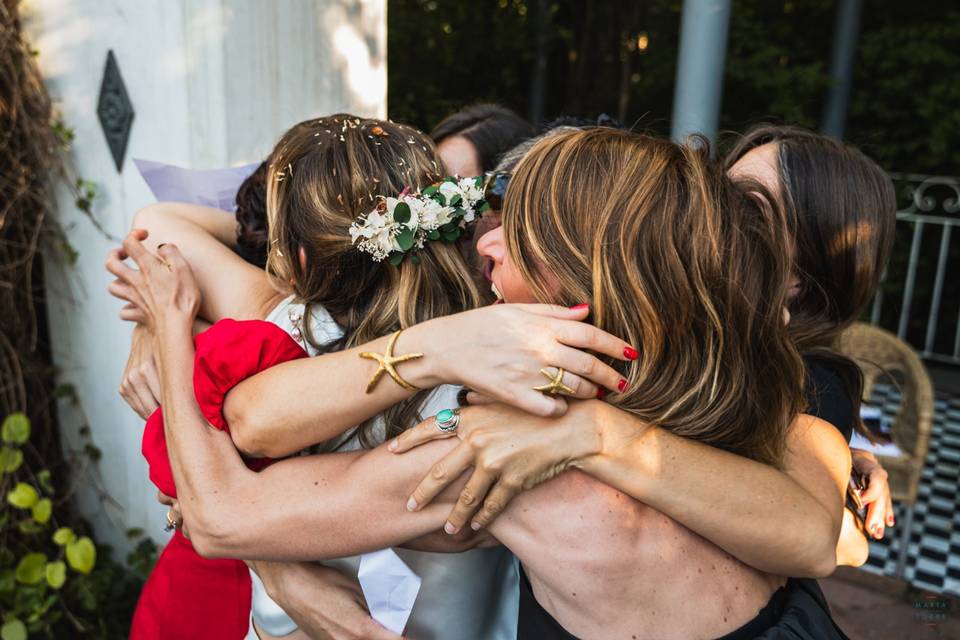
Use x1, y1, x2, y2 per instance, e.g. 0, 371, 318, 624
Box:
130, 203, 280, 322
393, 400, 851, 578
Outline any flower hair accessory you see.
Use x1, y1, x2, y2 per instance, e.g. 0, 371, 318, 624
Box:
349, 176, 490, 265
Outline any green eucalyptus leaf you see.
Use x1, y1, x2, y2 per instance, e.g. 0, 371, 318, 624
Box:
449, 194, 462, 207
393, 202, 412, 224
32, 498, 52, 524
66, 537, 96, 574
1, 413, 30, 444
0, 447, 22, 473
422, 185, 438, 197
444, 176, 457, 184
45, 561, 66, 589
478, 201, 491, 213
410, 255, 421, 265
14, 553, 46, 584
388, 252, 404, 267
52, 527, 75, 546
473, 175, 484, 188
427, 229, 441, 241
7, 483, 38, 509
396, 228, 415, 252
1, 619, 26, 640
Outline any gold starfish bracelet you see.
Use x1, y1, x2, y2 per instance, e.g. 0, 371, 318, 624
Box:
359, 330, 424, 393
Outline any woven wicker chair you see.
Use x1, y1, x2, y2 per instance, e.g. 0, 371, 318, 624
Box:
837, 322, 935, 578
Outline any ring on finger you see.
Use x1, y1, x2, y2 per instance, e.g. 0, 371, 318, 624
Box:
532, 367, 576, 396
164, 510, 179, 532
435, 408, 460, 433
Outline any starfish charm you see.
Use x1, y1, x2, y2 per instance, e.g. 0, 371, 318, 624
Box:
359, 330, 424, 393
532, 367, 576, 396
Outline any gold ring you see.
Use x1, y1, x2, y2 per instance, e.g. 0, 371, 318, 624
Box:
532, 367, 576, 396
164, 510, 179, 532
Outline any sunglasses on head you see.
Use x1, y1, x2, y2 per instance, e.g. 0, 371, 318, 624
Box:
482, 171, 511, 211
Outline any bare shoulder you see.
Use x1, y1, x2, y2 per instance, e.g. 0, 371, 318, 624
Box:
787, 413, 852, 468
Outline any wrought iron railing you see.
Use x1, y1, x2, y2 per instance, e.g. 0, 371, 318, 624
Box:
869, 174, 960, 365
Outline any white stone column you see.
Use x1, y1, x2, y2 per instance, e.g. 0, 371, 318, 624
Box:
24, 0, 386, 555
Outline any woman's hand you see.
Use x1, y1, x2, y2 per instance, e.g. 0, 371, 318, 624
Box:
389, 402, 604, 534
119, 324, 162, 419
250, 561, 406, 640
105, 229, 200, 336
156, 491, 190, 539
851, 448, 895, 539
411, 304, 637, 417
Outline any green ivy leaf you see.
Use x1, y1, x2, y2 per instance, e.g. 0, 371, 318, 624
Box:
36, 470, 54, 495
393, 201, 411, 224
396, 228, 415, 252
0, 569, 15, 594
17, 520, 44, 535
66, 537, 96, 574
52, 527, 75, 546
1, 413, 30, 444
83, 443, 102, 462
0, 447, 23, 473
14, 553, 46, 584
1, 619, 26, 640
32, 498, 52, 524
7, 483, 38, 509
45, 561, 66, 589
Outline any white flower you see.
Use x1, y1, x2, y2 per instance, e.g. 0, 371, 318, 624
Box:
438, 181, 463, 206
350, 200, 401, 261
416, 197, 454, 231
457, 177, 484, 205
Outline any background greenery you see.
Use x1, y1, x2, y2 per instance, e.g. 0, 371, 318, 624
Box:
388, 0, 959, 175
388, 0, 960, 355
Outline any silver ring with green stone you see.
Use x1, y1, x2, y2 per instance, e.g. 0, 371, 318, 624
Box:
435, 408, 460, 433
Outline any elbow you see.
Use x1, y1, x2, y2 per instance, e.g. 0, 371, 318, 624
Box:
185, 509, 245, 559
225, 404, 277, 459
805, 546, 839, 579
799, 515, 841, 578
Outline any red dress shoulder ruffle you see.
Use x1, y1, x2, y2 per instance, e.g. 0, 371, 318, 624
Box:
131, 319, 307, 640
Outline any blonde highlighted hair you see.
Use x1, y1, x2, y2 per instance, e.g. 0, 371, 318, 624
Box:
502, 128, 806, 466
265, 114, 483, 446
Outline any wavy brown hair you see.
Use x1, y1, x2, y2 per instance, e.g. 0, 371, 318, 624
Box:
725, 125, 897, 437
266, 114, 483, 447
502, 128, 806, 466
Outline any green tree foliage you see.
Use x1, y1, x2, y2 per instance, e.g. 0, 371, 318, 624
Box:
389, 0, 959, 174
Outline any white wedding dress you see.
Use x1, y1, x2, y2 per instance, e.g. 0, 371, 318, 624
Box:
245, 296, 519, 639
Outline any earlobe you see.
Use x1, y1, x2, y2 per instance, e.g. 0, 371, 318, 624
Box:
298, 246, 308, 272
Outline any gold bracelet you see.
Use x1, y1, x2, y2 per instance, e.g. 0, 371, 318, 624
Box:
359, 330, 423, 393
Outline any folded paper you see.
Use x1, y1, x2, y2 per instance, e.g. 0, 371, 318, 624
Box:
358, 548, 422, 634
134, 158, 258, 211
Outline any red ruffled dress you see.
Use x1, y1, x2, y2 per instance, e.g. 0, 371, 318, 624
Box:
130, 319, 307, 639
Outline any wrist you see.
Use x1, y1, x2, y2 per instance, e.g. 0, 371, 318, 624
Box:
574, 401, 653, 475
396, 317, 450, 389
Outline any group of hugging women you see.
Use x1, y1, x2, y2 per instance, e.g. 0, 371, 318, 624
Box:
105, 104, 898, 639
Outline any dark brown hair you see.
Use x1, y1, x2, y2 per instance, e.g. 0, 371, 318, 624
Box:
430, 104, 535, 173
726, 125, 897, 434
503, 128, 806, 466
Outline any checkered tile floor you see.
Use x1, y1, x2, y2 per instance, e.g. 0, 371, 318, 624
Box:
860, 384, 960, 596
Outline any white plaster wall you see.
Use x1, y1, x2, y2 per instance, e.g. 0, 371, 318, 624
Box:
23, 0, 386, 556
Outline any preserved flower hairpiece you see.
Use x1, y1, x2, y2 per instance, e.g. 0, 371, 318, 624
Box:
349, 176, 490, 265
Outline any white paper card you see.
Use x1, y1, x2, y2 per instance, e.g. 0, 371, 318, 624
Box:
133, 158, 259, 211
357, 548, 422, 634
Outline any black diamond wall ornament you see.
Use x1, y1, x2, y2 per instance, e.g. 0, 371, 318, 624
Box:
97, 50, 134, 172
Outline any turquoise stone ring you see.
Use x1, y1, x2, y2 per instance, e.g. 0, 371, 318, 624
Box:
435, 408, 460, 432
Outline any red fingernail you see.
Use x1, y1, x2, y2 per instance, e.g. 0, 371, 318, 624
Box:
624, 346, 639, 360
569, 303, 589, 312
596, 388, 607, 399
617, 378, 629, 393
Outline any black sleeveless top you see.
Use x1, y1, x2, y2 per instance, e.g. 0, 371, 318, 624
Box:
515, 357, 854, 639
